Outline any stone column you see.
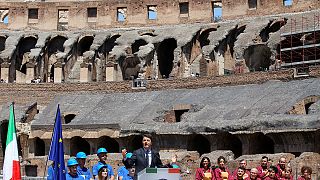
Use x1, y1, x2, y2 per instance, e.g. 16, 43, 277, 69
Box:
106, 62, 115, 81
0, 62, 10, 83
80, 62, 90, 83
54, 62, 63, 83
26, 63, 35, 83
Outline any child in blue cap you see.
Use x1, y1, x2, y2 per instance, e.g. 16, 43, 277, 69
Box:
92, 148, 114, 180
117, 153, 134, 180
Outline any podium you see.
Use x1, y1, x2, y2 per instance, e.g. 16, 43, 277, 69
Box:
137, 168, 180, 180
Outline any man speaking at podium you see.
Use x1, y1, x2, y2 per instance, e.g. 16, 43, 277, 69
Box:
123, 134, 176, 178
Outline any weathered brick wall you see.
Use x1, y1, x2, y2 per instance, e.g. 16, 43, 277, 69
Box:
0, 69, 295, 106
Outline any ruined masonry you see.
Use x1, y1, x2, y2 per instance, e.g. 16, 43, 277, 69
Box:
0, 0, 320, 179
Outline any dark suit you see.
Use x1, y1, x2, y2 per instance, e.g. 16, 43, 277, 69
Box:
125, 148, 163, 175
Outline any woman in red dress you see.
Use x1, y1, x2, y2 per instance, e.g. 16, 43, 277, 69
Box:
196, 157, 215, 180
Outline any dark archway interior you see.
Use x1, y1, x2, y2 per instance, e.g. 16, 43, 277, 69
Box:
78, 36, 94, 56
187, 134, 211, 156
131, 39, 148, 54
305, 102, 315, 114
157, 38, 177, 78
0, 36, 6, 52
99, 35, 121, 55
17, 37, 37, 73
0, 121, 8, 157
250, 133, 274, 154
217, 133, 242, 158
64, 114, 76, 124
97, 136, 119, 153
48, 36, 67, 57
34, 137, 45, 156
128, 135, 143, 152
244, 44, 272, 71
70, 136, 90, 156
260, 19, 287, 42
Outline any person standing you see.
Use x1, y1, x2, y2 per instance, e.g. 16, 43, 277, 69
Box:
122, 134, 164, 175
257, 156, 269, 179
76, 152, 92, 180
298, 166, 312, 180
214, 156, 233, 180
195, 157, 215, 180
233, 160, 250, 179
92, 148, 115, 180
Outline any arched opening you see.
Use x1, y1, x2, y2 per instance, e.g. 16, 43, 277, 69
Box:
77, 36, 94, 56
70, 136, 90, 156
249, 133, 274, 154
131, 39, 148, 54
97, 136, 119, 153
199, 28, 217, 47
45, 36, 68, 82
244, 44, 272, 72
0, 36, 6, 52
127, 135, 143, 152
216, 132, 242, 158
34, 137, 45, 156
288, 96, 320, 115
187, 134, 210, 156
64, 114, 76, 124
157, 38, 177, 78
0, 121, 8, 157
16, 36, 38, 74
260, 19, 287, 42
305, 102, 315, 114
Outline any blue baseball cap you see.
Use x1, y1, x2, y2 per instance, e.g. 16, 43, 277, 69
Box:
126, 152, 133, 158
76, 152, 87, 159
97, 148, 107, 154
67, 158, 78, 167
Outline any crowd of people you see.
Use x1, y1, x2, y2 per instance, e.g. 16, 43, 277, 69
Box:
195, 156, 313, 180
46, 133, 314, 180
47, 134, 178, 180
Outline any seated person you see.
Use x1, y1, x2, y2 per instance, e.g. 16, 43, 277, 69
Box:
264, 166, 278, 180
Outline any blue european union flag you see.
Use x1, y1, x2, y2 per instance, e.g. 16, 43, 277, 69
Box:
48, 105, 66, 180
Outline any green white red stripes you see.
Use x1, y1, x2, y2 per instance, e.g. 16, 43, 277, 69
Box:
2, 104, 21, 180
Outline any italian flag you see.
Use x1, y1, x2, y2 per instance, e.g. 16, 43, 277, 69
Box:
2, 104, 21, 180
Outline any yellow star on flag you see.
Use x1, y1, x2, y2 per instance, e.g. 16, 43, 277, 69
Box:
59, 138, 62, 143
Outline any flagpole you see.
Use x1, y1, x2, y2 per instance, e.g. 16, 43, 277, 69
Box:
43, 104, 60, 180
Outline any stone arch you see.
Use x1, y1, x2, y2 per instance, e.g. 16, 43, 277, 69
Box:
243, 44, 272, 72
199, 28, 217, 47
16, 36, 38, 74
34, 137, 45, 156
249, 132, 274, 154
131, 39, 148, 54
288, 95, 320, 115
94, 35, 120, 81
70, 136, 90, 156
187, 134, 211, 156
0, 36, 6, 52
157, 38, 177, 78
77, 36, 94, 56
45, 35, 68, 82
216, 132, 242, 158
0, 120, 8, 157
97, 136, 119, 153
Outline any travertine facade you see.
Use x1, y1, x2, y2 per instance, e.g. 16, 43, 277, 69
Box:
0, 0, 320, 179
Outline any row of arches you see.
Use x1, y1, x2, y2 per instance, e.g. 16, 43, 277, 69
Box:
28, 130, 320, 158
0, 23, 284, 83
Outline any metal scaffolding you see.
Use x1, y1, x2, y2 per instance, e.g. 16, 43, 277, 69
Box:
278, 12, 320, 74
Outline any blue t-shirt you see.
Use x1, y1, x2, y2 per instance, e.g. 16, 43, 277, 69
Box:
117, 166, 134, 180
117, 166, 128, 178
92, 161, 114, 177
77, 166, 92, 180
66, 173, 85, 180
47, 165, 54, 180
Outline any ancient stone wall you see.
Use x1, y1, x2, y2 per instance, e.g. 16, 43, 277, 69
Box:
0, 0, 319, 30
